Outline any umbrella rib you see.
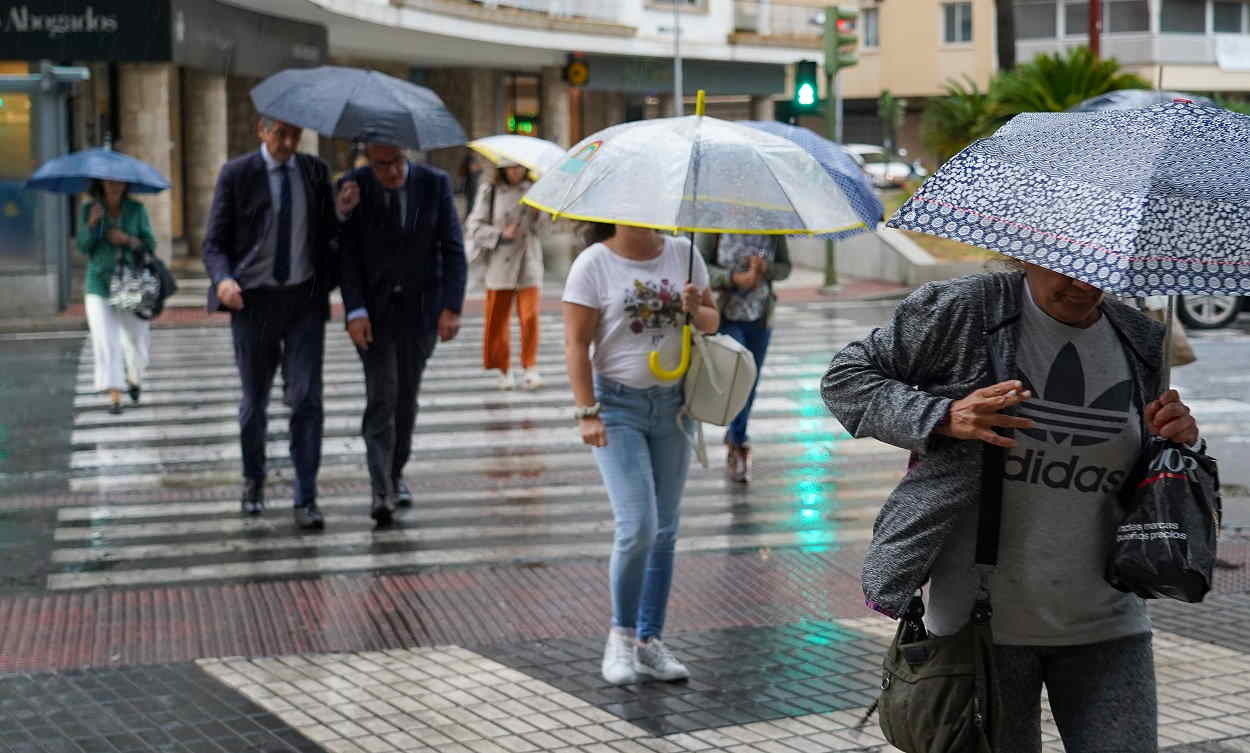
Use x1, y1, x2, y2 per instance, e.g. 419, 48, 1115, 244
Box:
751, 147, 823, 234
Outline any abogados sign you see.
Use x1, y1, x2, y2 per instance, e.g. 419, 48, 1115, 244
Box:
0, 2, 172, 61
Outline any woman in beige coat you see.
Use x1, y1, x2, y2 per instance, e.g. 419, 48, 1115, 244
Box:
466, 163, 545, 390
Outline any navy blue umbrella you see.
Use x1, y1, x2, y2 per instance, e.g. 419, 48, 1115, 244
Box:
888, 101, 1250, 297
251, 66, 466, 151
1069, 89, 1214, 112
741, 121, 884, 239
25, 148, 170, 194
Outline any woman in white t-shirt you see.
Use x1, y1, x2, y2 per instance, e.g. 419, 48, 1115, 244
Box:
562, 222, 719, 686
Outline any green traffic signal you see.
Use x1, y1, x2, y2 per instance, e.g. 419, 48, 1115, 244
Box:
793, 60, 820, 113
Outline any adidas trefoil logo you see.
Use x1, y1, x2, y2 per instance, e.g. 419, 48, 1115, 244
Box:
1018, 342, 1133, 447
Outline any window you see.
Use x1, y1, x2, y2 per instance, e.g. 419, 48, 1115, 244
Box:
1062, 0, 1147, 35
1016, 0, 1058, 39
862, 7, 880, 47
1161, 0, 1206, 32
943, 2, 973, 43
1215, 1, 1246, 32
1107, 0, 1149, 31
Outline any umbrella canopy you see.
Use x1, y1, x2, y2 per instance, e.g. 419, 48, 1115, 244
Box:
25, 148, 170, 194
251, 66, 466, 150
740, 120, 883, 238
469, 135, 567, 177
887, 101, 1250, 297
1068, 89, 1214, 112
522, 109, 864, 235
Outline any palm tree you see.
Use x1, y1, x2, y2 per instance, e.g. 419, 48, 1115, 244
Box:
996, 0, 1017, 72
991, 47, 1150, 116
921, 77, 995, 165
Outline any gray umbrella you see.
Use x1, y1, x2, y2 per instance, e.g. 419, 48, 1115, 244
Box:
250, 66, 466, 150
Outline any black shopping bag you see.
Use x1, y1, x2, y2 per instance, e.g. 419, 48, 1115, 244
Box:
1107, 436, 1221, 603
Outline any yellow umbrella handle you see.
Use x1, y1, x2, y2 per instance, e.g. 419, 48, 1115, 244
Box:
648, 324, 693, 381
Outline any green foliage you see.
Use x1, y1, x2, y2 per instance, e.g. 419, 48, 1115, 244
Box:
921, 47, 1150, 166
921, 77, 995, 165
990, 47, 1151, 116
1214, 94, 1250, 116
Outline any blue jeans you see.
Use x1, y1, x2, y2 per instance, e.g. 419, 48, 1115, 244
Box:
719, 318, 772, 447
592, 378, 691, 641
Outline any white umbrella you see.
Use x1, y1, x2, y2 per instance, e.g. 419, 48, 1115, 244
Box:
469, 134, 567, 177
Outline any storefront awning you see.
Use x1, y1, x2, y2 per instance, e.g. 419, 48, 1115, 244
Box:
582, 55, 785, 97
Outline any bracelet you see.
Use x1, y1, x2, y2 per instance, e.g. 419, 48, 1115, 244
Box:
573, 403, 601, 422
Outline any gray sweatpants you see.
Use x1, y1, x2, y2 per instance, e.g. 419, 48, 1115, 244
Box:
995, 633, 1157, 753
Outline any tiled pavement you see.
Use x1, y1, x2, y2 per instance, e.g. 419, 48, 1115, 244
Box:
4, 303, 1250, 752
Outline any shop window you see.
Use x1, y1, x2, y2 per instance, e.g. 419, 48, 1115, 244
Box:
943, 2, 974, 43
1161, 0, 1207, 32
0, 93, 39, 270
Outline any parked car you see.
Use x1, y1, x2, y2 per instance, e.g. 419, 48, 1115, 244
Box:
1178, 294, 1250, 329
844, 144, 928, 188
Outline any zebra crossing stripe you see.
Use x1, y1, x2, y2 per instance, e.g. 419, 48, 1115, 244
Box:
45, 528, 871, 591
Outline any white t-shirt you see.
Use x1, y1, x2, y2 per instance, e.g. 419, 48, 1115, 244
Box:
562, 236, 710, 389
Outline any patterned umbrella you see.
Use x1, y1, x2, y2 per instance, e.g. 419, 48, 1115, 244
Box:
1068, 89, 1214, 112
740, 121, 883, 239
888, 101, 1250, 297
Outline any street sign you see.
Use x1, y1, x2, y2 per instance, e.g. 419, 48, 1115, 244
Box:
563, 56, 589, 87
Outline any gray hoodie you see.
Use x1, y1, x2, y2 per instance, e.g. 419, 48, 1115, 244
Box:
821, 272, 1168, 619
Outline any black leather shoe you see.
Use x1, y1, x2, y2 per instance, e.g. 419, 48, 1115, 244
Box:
393, 479, 414, 508
241, 478, 265, 516
294, 504, 325, 530
127, 383, 141, 404
108, 402, 123, 416
370, 493, 395, 527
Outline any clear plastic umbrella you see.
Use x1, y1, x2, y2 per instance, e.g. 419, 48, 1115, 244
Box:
525, 92, 865, 379
523, 95, 864, 237
469, 135, 567, 178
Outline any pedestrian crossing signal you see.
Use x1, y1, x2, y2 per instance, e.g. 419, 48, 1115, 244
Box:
508, 115, 537, 135
793, 60, 819, 113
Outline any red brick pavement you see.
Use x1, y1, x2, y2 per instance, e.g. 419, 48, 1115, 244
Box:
0, 548, 870, 673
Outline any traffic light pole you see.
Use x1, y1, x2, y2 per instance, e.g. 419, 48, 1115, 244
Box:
823, 6, 841, 288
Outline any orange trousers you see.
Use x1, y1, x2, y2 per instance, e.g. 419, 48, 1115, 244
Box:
483, 287, 541, 371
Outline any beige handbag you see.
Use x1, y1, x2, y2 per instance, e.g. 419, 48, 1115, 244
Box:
681, 331, 758, 467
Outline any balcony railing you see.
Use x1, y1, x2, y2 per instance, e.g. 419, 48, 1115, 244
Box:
399, 0, 633, 35
476, 0, 622, 24
734, 1, 823, 40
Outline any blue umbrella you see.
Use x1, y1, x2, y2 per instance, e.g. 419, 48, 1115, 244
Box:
741, 121, 883, 239
251, 66, 466, 151
25, 148, 170, 194
887, 101, 1250, 298
1068, 89, 1214, 112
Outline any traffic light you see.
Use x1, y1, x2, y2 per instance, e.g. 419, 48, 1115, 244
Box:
825, 6, 859, 72
508, 115, 538, 135
793, 60, 819, 113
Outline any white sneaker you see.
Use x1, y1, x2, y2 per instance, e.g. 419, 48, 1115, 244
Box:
495, 370, 514, 390
522, 368, 544, 390
635, 638, 689, 681
601, 631, 638, 685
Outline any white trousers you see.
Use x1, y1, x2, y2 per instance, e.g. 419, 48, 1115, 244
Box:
85, 293, 151, 393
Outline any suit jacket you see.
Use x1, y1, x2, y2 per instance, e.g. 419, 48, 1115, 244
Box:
202, 150, 339, 316
337, 162, 467, 331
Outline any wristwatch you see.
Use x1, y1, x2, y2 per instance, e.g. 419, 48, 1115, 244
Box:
573, 403, 601, 422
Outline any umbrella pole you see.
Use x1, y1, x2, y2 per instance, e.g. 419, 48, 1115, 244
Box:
1162, 295, 1176, 392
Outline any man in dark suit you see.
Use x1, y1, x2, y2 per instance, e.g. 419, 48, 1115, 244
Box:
203, 117, 351, 530
337, 142, 467, 526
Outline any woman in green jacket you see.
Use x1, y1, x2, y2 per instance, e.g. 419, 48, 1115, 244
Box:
77, 179, 156, 415
696, 233, 792, 482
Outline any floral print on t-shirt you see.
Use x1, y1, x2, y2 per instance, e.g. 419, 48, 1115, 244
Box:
624, 278, 684, 334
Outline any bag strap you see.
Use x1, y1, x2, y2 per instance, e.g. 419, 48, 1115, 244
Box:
975, 444, 1005, 567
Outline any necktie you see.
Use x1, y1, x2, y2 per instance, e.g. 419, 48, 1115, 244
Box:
387, 189, 403, 232
274, 163, 292, 285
